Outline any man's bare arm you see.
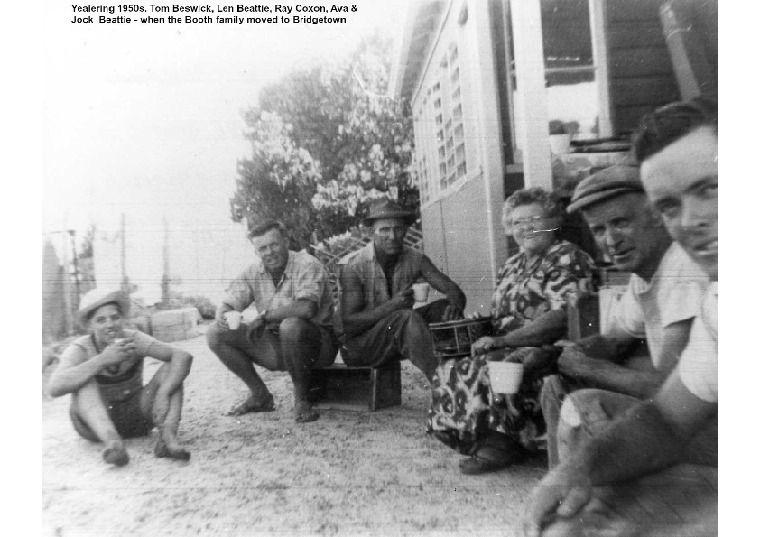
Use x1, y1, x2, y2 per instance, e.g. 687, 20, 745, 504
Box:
571, 334, 640, 363
420, 255, 466, 318
339, 267, 412, 338
266, 299, 318, 322
558, 320, 692, 398
48, 344, 131, 397
143, 340, 193, 394
522, 371, 717, 536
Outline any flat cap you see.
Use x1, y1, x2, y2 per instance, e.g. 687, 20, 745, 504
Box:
566, 164, 644, 214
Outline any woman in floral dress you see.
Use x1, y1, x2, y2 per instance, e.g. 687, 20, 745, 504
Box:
428, 188, 596, 474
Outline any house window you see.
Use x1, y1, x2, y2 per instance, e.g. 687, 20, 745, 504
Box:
503, 0, 611, 160
413, 40, 470, 204
541, 0, 600, 138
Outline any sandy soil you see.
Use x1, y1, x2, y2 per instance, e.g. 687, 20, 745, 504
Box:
42, 329, 546, 537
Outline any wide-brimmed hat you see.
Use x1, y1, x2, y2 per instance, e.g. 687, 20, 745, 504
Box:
77, 288, 130, 328
363, 199, 415, 226
566, 164, 644, 214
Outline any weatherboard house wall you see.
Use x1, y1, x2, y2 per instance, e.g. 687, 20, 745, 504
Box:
391, 0, 716, 314
395, 0, 508, 315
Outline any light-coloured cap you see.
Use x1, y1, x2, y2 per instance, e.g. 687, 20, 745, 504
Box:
77, 288, 130, 328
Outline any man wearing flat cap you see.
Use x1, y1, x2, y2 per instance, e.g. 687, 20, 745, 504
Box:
338, 199, 466, 381
540, 163, 711, 468
48, 288, 193, 466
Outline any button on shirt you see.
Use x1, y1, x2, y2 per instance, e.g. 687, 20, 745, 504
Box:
224, 250, 335, 328
603, 243, 709, 370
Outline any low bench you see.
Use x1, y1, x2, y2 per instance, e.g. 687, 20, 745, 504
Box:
310, 360, 402, 412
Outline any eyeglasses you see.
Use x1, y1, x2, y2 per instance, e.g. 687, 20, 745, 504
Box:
510, 216, 548, 229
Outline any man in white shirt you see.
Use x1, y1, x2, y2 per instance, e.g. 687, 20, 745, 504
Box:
541, 164, 709, 467
524, 98, 718, 537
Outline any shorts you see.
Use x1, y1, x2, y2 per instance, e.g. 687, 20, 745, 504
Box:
70, 385, 154, 442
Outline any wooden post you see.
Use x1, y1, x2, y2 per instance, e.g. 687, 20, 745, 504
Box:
120, 213, 129, 293
510, 0, 552, 189
60, 221, 73, 335
161, 215, 170, 307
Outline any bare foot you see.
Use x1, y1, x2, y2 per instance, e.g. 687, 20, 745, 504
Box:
226, 392, 275, 416
102, 443, 129, 467
294, 400, 319, 423
154, 439, 191, 461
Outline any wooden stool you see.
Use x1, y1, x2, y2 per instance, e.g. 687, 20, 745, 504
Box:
310, 361, 402, 411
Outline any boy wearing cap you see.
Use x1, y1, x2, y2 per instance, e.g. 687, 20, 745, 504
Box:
540, 163, 710, 468
48, 288, 193, 467
338, 199, 466, 381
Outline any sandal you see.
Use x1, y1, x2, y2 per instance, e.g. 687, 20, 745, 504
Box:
226, 392, 275, 416
154, 440, 191, 461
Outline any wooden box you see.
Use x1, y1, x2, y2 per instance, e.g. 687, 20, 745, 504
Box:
150, 308, 200, 342
310, 361, 402, 412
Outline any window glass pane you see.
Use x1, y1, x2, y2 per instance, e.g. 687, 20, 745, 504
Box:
541, 0, 599, 139
541, 0, 593, 71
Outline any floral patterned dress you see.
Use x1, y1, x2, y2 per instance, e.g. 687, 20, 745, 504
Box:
427, 240, 596, 455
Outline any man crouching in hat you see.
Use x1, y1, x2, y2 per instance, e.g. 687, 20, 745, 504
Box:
48, 288, 193, 466
338, 199, 466, 381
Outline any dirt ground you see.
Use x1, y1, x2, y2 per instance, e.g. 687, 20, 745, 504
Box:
42, 328, 547, 537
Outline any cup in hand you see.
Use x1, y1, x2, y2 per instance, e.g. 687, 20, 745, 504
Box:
488, 361, 525, 394
412, 282, 430, 303
224, 311, 243, 330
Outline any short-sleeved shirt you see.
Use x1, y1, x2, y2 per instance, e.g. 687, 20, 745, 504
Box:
68, 328, 156, 402
603, 243, 709, 370
678, 282, 718, 403
224, 249, 334, 328
491, 240, 596, 333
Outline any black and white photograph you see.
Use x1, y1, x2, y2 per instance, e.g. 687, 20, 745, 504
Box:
37, 1, 720, 535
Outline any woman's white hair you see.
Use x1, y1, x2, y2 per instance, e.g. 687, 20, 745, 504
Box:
502, 188, 564, 235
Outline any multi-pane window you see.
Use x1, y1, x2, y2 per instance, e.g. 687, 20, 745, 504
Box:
412, 40, 470, 205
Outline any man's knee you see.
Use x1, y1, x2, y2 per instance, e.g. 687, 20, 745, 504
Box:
387, 309, 426, 330
279, 317, 316, 341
